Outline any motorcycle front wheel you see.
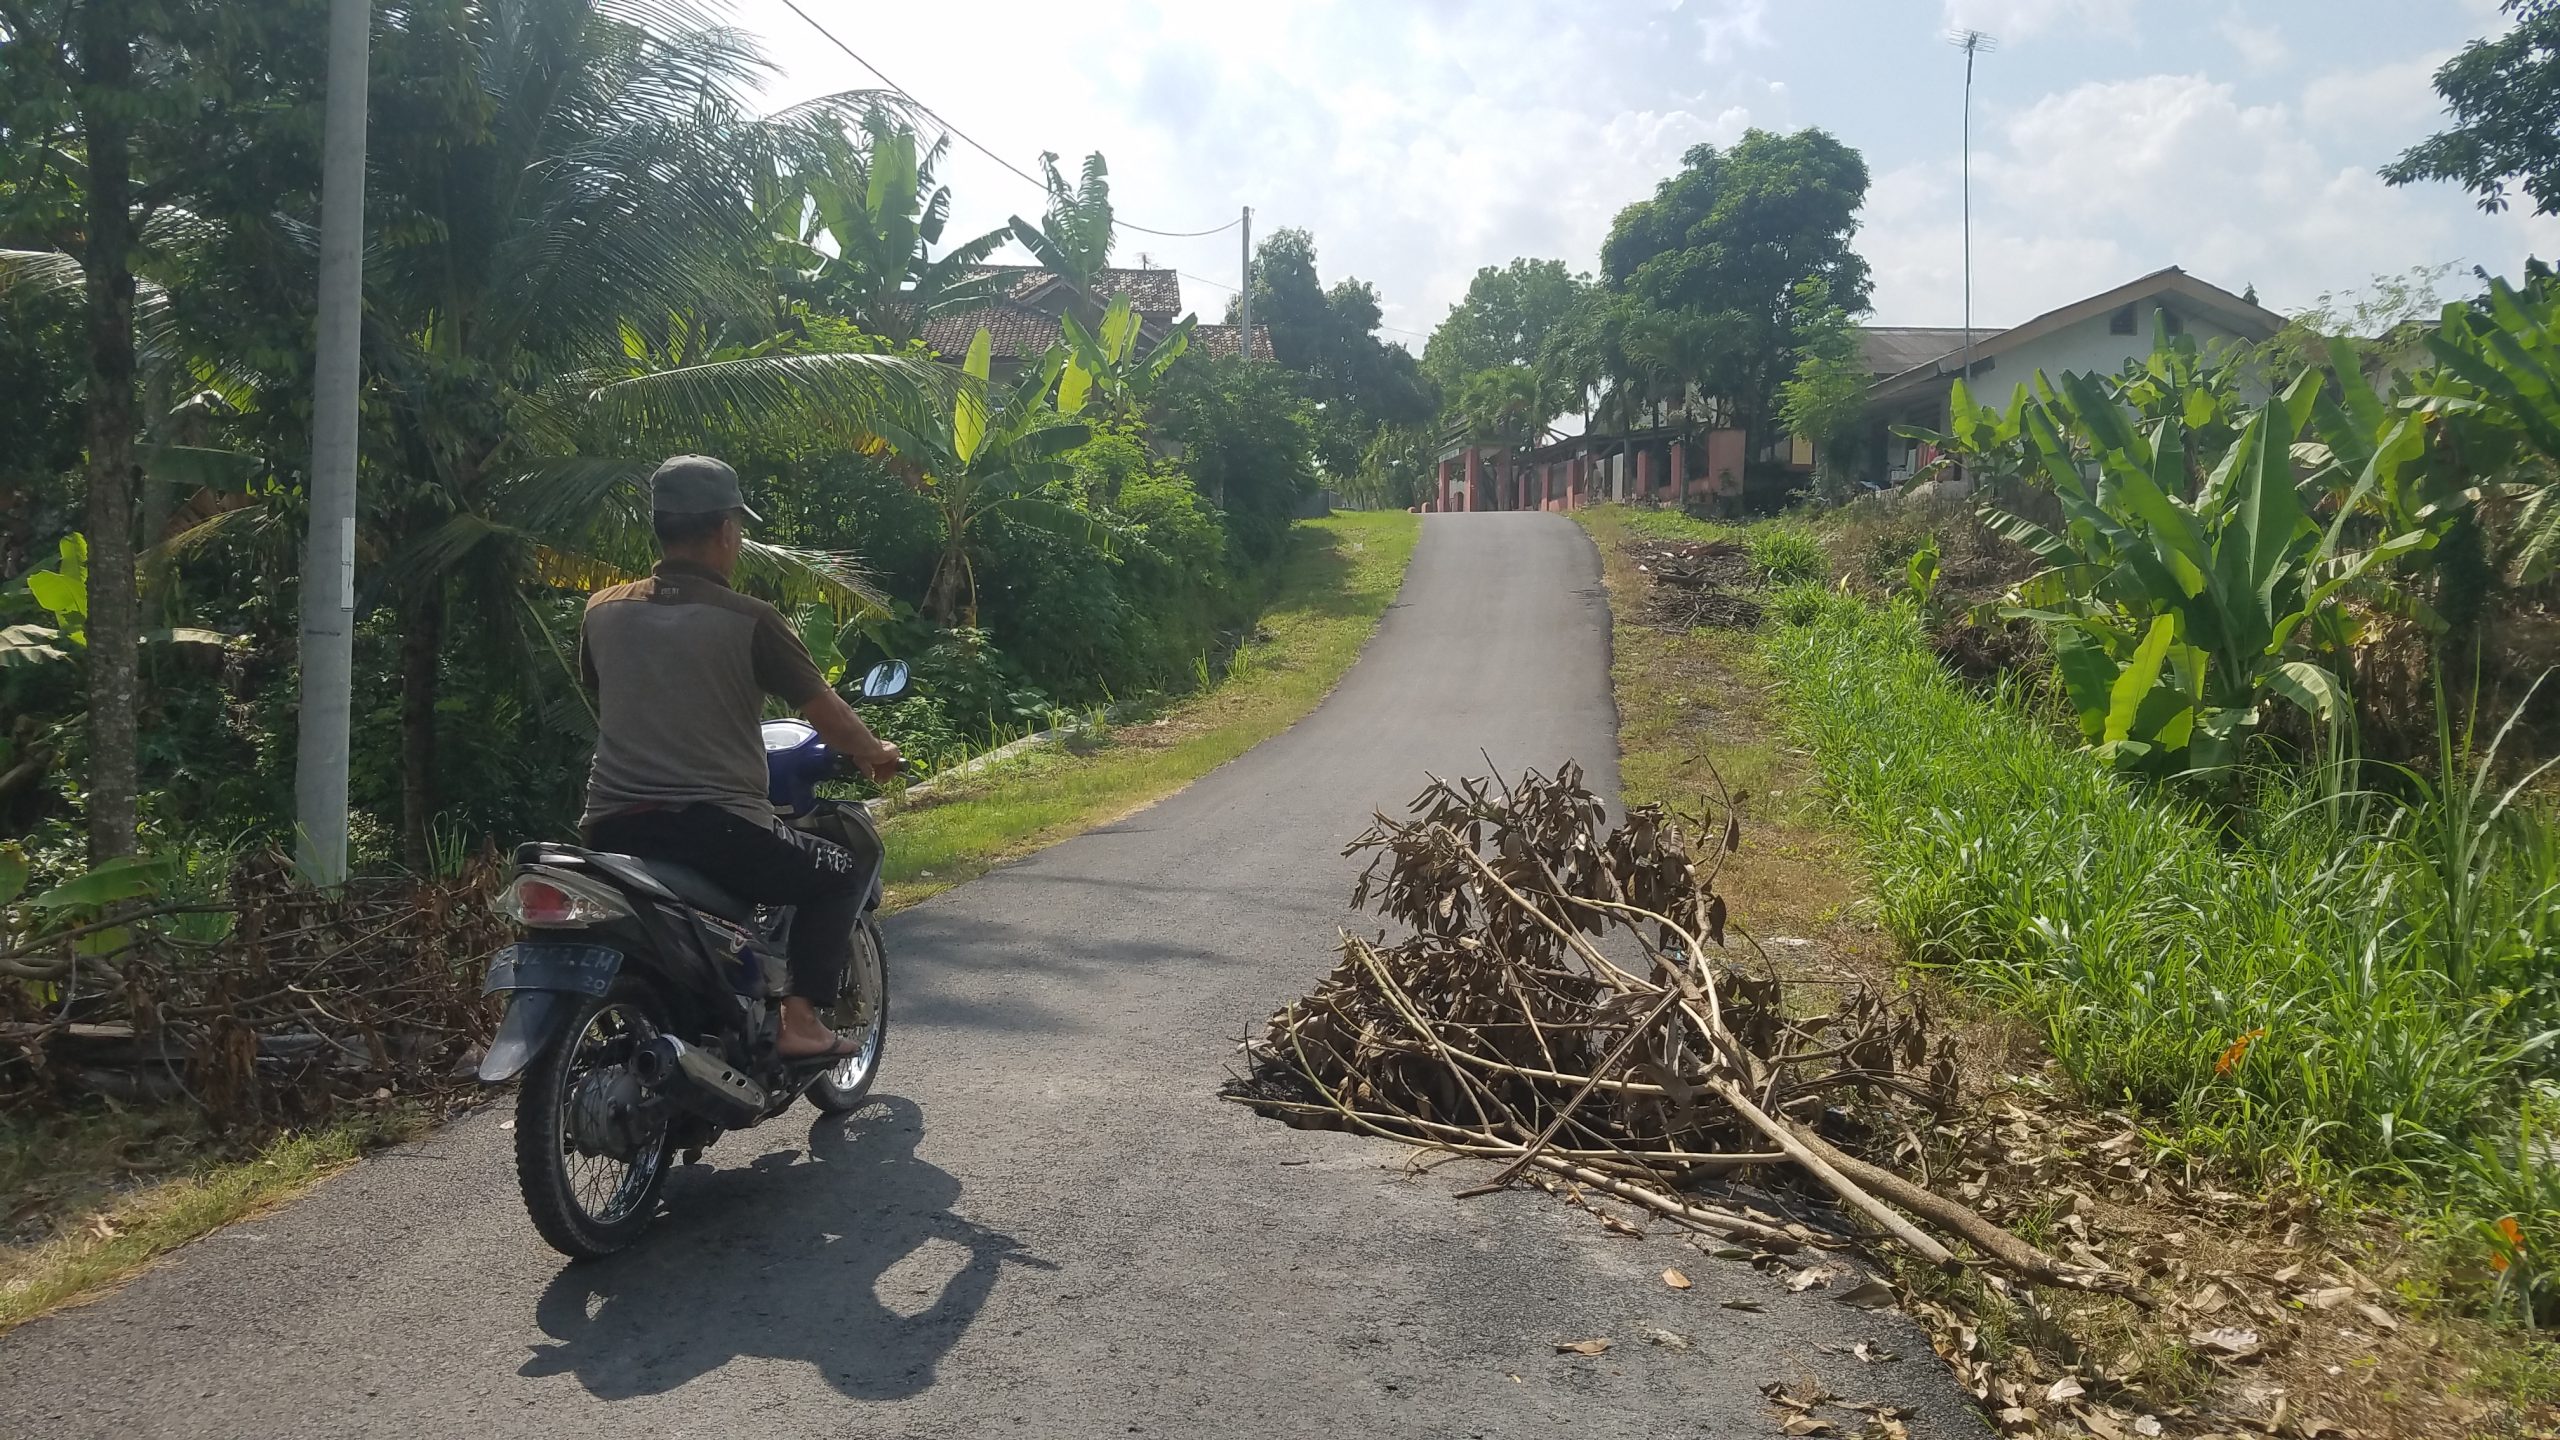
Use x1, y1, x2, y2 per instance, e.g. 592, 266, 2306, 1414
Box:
514, 975, 675, 1260
806, 918, 889, 1114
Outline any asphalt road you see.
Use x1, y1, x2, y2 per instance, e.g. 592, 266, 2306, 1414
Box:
1, 513, 1987, 1440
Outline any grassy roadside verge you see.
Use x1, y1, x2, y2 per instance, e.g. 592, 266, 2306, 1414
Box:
1, 1105, 437, 1334
0, 510, 1421, 1338
873, 509, 1419, 908
1576, 503, 2558, 1438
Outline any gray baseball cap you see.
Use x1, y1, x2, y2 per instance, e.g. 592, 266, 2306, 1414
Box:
649, 454, 761, 522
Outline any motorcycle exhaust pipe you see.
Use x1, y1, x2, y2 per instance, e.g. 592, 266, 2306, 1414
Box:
632, 1035, 768, 1125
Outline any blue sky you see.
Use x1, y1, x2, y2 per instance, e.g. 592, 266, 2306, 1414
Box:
734, 0, 2560, 342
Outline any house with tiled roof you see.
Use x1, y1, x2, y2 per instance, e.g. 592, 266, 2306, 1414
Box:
917, 263, 1271, 373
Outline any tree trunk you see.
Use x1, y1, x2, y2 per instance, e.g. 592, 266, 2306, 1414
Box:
398, 580, 444, 872
78, 3, 141, 865
922, 542, 967, 629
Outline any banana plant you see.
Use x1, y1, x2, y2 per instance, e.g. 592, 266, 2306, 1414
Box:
872, 328, 1096, 627
1055, 292, 1193, 419
1985, 368, 2434, 778
2407, 272, 2560, 586
792, 115, 1011, 346
1008, 151, 1115, 329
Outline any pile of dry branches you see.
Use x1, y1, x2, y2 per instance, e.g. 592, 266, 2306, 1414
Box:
1, 852, 504, 1129
1627, 538, 1763, 630
1231, 763, 2123, 1293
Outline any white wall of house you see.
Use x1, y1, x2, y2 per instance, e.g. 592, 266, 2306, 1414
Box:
1979, 301, 2257, 395
1872, 300, 2266, 485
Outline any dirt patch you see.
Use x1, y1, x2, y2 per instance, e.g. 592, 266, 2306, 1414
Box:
1625, 536, 1766, 631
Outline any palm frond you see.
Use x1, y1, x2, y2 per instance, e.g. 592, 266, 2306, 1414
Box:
576, 349, 950, 451
736, 538, 889, 619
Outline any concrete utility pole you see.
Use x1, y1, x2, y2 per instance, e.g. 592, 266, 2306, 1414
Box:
1238, 206, 1252, 357
294, 0, 371, 886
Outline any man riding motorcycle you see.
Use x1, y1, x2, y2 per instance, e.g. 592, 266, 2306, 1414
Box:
577, 454, 901, 1061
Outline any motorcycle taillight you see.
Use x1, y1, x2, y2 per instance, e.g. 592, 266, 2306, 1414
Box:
513, 879, 577, 925
495, 870, 631, 927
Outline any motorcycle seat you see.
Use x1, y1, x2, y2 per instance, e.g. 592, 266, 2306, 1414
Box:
629, 859, 756, 924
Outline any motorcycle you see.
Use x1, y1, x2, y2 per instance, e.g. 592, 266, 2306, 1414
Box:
477, 659, 914, 1259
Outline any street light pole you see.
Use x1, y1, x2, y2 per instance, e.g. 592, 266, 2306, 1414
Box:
1948, 29, 1997, 389
1238, 205, 1253, 357
294, 0, 371, 885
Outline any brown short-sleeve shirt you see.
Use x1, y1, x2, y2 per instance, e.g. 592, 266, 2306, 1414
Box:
577, 559, 829, 829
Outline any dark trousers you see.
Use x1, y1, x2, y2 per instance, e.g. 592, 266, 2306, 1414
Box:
585, 804, 865, 1002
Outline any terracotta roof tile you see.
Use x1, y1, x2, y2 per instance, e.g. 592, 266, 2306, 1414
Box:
918, 301, 1065, 360
1190, 324, 1274, 361
959, 264, 1185, 317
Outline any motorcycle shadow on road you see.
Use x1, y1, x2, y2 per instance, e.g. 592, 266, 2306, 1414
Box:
518, 1094, 1054, 1403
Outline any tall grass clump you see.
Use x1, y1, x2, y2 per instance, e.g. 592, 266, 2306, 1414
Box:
1766, 593, 2559, 1320
1746, 524, 1829, 586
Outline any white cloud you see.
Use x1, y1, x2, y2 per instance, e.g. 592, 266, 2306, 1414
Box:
1696, 0, 1772, 62
1942, 0, 2135, 41
2216, 15, 2289, 71
2300, 52, 2453, 142
1863, 70, 2560, 324
725, 0, 2560, 345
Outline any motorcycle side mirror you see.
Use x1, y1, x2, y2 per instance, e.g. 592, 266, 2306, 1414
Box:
857, 660, 911, 702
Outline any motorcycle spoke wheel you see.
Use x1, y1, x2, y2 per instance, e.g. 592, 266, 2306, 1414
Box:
808, 921, 889, 1114
555, 1001, 666, 1228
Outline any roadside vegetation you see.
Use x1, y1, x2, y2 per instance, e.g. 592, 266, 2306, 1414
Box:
1571, 236, 2560, 1430
1, 0, 1436, 1331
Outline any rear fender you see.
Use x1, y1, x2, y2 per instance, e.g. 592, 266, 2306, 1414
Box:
479, 990, 576, 1083
478, 942, 626, 1084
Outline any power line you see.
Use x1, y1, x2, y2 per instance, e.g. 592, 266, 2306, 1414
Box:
1177, 269, 1433, 341
772, 0, 1242, 240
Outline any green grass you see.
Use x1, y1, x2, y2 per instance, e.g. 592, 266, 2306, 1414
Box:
1744, 523, 1828, 586
874, 511, 1421, 906
1613, 507, 1735, 545
1, 1106, 427, 1335
1761, 588, 2560, 1321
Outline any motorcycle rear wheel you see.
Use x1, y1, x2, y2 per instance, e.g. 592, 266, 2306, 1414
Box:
514, 975, 675, 1260
806, 918, 889, 1114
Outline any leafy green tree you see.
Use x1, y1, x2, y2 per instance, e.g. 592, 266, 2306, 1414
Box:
792, 114, 1012, 346
1153, 354, 1320, 560
1600, 128, 1872, 455
1453, 366, 1550, 453
1229, 227, 1434, 477
2385, 1, 2560, 214
1777, 298, 1871, 496
1009, 150, 1114, 329
0, 0, 286, 861
1347, 423, 1437, 510
1422, 257, 1590, 394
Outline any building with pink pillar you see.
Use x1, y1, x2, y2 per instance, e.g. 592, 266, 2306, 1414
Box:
1667, 440, 1686, 503
1462, 447, 1483, 513
1434, 457, 1450, 512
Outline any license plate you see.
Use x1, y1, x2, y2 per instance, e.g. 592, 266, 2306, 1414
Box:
482, 942, 622, 997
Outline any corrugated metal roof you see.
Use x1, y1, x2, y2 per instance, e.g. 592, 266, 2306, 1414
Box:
1856, 327, 1973, 377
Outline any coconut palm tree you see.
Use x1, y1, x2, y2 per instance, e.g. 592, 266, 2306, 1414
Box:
6, 0, 946, 867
